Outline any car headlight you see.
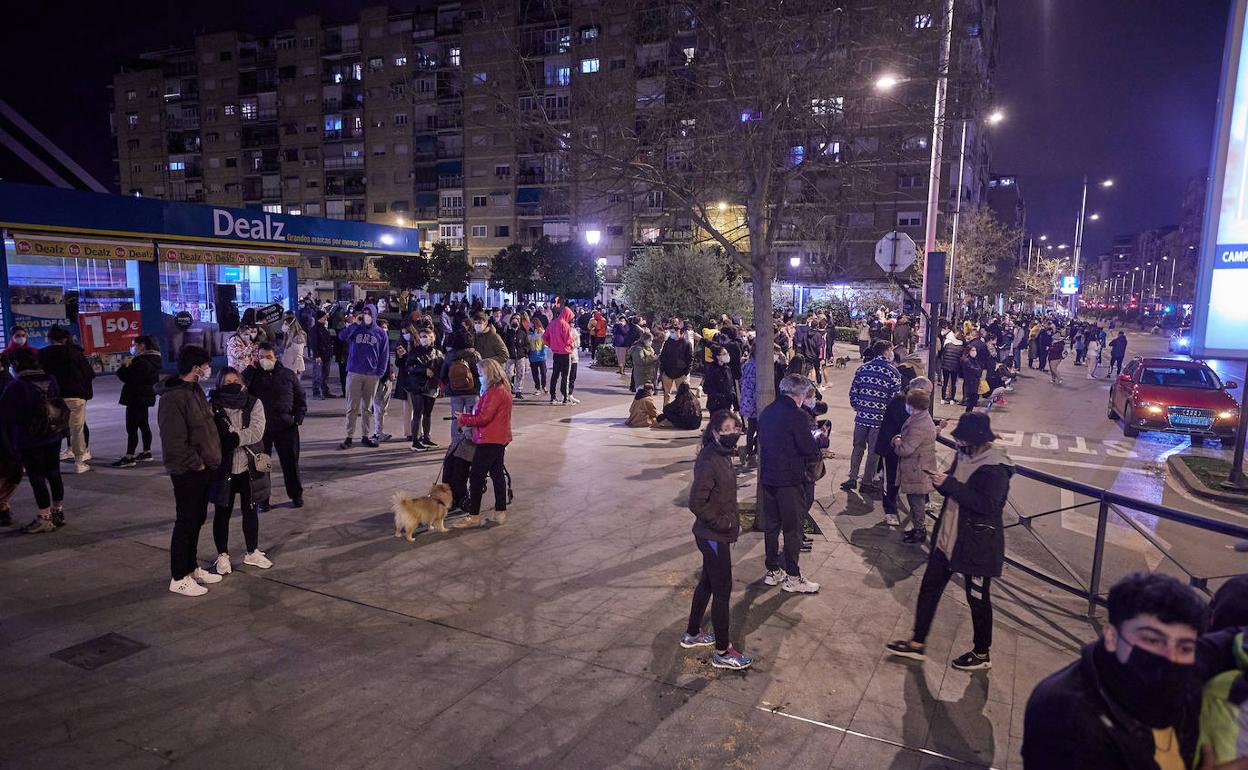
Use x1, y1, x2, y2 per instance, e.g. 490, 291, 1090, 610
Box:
1137, 401, 1166, 414
1218, 409, 1239, 420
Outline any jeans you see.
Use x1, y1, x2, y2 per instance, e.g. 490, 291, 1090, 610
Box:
311, 357, 331, 397
913, 547, 993, 653
449, 394, 478, 436
847, 423, 880, 484
568, 362, 578, 396
125, 403, 152, 455
761, 483, 806, 577
688, 536, 732, 650
1012, 347, 1022, 370
550, 353, 571, 401
530, 360, 547, 391
261, 426, 303, 503
344, 372, 380, 439
20, 443, 63, 510
410, 393, 435, 441
212, 471, 257, 554
169, 467, 212, 580
467, 443, 508, 515
63, 397, 87, 461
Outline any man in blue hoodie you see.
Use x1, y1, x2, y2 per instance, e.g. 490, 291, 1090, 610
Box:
337, 304, 388, 449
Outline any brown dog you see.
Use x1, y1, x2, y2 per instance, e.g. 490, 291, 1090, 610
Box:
834, 356, 851, 368
392, 482, 454, 540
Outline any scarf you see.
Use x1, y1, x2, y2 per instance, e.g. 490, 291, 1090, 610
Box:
935, 444, 1012, 558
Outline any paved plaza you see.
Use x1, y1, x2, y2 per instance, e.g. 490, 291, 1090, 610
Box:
3, 363, 1107, 769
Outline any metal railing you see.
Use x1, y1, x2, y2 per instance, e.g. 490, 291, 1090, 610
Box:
934, 434, 1248, 615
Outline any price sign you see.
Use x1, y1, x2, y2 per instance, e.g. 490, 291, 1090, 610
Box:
79, 311, 142, 354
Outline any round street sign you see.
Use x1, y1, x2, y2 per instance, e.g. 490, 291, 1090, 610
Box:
875, 230, 917, 274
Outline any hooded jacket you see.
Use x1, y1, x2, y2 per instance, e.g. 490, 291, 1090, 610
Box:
689, 441, 741, 543
157, 375, 222, 474
38, 343, 95, 400
940, 333, 965, 372
117, 350, 162, 407
931, 445, 1012, 576
542, 306, 575, 355
337, 304, 389, 377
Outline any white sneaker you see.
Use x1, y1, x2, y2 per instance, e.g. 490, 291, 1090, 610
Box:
74, 462, 90, 474
59, 448, 73, 461
215, 553, 232, 575
81, 451, 93, 461
884, 513, 901, 527
763, 568, 786, 586
169, 576, 208, 596
243, 550, 273, 569
192, 567, 223, 584
782, 575, 820, 593
569, 396, 581, 404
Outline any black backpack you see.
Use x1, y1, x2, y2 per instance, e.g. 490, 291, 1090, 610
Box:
26, 378, 69, 441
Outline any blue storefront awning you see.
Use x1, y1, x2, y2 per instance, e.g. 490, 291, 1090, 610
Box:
516, 187, 542, 204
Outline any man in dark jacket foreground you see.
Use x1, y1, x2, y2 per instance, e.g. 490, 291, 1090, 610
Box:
1022, 572, 1246, 770
885, 411, 1013, 671
157, 345, 223, 597
243, 342, 307, 510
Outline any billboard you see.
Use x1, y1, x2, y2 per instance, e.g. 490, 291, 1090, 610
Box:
1059, 275, 1080, 296
1194, 0, 1248, 360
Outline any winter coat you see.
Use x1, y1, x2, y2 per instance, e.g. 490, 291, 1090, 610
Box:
503, 326, 528, 360
459, 383, 513, 445
527, 330, 547, 362
338, 304, 389, 377
940, 334, 964, 372
739, 357, 758, 420
629, 343, 659, 386
660, 391, 702, 430
0, 369, 63, 450
591, 312, 607, 339
893, 410, 938, 495
37, 343, 95, 400
626, 395, 658, 428
689, 442, 741, 543
241, 361, 307, 434
612, 322, 630, 348
874, 393, 910, 458
440, 348, 481, 397
157, 376, 222, 474
702, 361, 735, 412
757, 394, 821, 487
226, 334, 259, 372
308, 322, 335, 360
960, 355, 985, 389
400, 345, 444, 398
474, 324, 509, 366
892, 321, 913, 348
209, 390, 266, 478
280, 325, 307, 374
1109, 335, 1128, 358
658, 335, 694, 379
930, 448, 1012, 576
117, 350, 162, 407
542, 306, 575, 354
848, 356, 903, 428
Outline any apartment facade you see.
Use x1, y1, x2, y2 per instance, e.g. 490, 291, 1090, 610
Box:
113, 1, 998, 293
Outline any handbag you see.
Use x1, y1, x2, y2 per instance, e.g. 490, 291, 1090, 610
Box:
243, 446, 273, 474
977, 374, 989, 396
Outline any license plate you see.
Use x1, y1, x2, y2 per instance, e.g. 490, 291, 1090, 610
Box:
1170, 415, 1212, 428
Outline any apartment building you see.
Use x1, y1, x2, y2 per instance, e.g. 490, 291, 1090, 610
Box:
113, 1, 998, 292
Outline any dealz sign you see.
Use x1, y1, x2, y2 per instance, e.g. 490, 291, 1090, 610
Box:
213, 209, 286, 242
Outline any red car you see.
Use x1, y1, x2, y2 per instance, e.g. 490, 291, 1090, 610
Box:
1108, 357, 1240, 442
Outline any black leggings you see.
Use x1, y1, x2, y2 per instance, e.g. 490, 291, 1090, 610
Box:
687, 536, 733, 651
530, 360, 547, 391
913, 547, 993, 653
467, 443, 508, 515
744, 417, 758, 457
212, 472, 257, 554
550, 353, 570, 401
125, 403, 152, 455
20, 443, 63, 510
941, 370, 959, 402
568, 362, 578, 395
409, 393, 436, 440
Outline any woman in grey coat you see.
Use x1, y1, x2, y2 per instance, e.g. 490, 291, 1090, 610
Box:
892, 389, 938, 543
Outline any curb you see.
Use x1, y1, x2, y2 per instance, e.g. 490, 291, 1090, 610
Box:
1166, 456, 1248, 507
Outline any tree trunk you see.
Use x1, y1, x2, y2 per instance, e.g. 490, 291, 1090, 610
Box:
751, 263, 777, 415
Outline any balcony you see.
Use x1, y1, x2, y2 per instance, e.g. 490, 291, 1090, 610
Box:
439, 207, 464, 218
324, 156, 365, 169
438, 237, 464, 248
166, 116, 200, 130
436, 147, 463, 159
414, 180, 438, 191
517, 170, 545, 185
438, 175, 463, 188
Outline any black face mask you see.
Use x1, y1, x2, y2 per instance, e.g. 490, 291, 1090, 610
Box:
1096, 640, 1194, 728
218, 383, 244, 395
717, 433, 741, 449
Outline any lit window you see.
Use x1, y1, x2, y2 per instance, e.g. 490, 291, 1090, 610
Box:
471, 225, 487, 238
682, 47, 695, 64
641, 227, 661, 243
263, 204, 282, 213
324, 116, 343, 131
811, 97, 844, 116
449, 47, 461, 66
126, 112, 139, 126
394, 56, 407, 67
557, 66, 570, 86
580, 58, 599, 74
914, 14, 933, 29
581, 26, 599, 41
169, 161, 186, 171
126, 90, 136, 101
740, 109, 760, 122
789, 146, 805, 166
224, 104, 235, 116
819, 141, 841, 160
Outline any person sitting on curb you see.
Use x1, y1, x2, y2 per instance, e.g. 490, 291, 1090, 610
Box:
655, 382, 702, 430
627, 384, 658, 427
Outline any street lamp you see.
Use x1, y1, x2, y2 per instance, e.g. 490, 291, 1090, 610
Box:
396, 216, 407, 226
987, 110, 1005, 124
874, 73, 901, 91
1039, 235, 1048, 241
717, 201, 728, 211
584, 229, 602, 246
789, 256, 802, 310
1089, 213, 1100, 221
948, 108, 1005, 308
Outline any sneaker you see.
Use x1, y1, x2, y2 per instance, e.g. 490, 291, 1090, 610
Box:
82, 451, 93, 462
711, 646, 754, 670
561, 399, 570, 406
338, 438, 354, 450
902, 528, 928, 544
215, 553, 232, 575
51, 509, 65, 528
361, 437, 379, 448
452, 514, 483, 529
59, 447, 73, 461
885, 639, 927, 660
192, 567, 223, 584
111, 456, 138, 468
169, 577, 208, 597
410, 441, 423, 452
858, 482, 880, 495
137, 451, 154, 462
680, 630, 716, 649
493, 510, 506, 525
782, 575, 820, 593
839, 479, 857, 492
568, 396, 581, 405
74, 462, 91, 474
884, 513, 901, 527
951, 650, 992, 671
762, 568, 786, 586
22, 516, 56, 534
376, 433, 392, 443
421, 437, 439, 449
243, 550, 273, 569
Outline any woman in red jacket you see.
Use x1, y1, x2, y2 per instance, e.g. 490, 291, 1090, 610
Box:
454, 358, 514, 528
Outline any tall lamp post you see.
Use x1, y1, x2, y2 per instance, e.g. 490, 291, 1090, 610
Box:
1071, 177, 1114, 318
790, 256, 801, 312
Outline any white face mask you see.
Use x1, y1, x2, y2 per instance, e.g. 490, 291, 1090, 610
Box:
259, 358, 276, 371
420, 336, 433, 346
717, 354, 730, 364
129, 345, 138, 356
668, 332, 678, 340
362, 315, 373, 326
474, 323, 486, 333
402, 333, 412, 341
747, 331, 756, 340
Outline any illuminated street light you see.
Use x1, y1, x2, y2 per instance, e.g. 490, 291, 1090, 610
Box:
584, 229, 602, 246
1039, 235, 1048, 241
395, 216, 407, 226
1058, 244, 1069, 250
1101, 179, 1114, 188
717, 201, 728, 211
1089, 213, 1100, 221
987, 110, 1005, 124
874, 74, 900, 91
789, 256, 802, 268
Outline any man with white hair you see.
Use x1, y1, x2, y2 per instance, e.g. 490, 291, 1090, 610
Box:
876, 376, 934, 526
756, 373, 823, 593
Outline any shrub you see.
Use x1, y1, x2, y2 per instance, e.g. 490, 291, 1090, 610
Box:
833, 326, 858, 344
594, 343, 620, 367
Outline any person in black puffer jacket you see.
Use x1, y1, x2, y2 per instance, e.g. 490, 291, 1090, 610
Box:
656, 382, 702, 430
0, 347, 67, 533
400, 326, 444, 451
682, 410, 753, 670
702, 345, 736, 413
38, 326, 94, 470
242, 342, 307, 510
113, 335, 163, 467
939, 331, 964, 405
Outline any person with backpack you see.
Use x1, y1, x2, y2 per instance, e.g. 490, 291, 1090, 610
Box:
337, 304, 388, 450
157, 345, 223, 597
440, 328, 482, 437
38, 326, 95, 474
110, 335, 163, 468
452, 359, 513, 529
208, 368, 272, 576
401, 325, 444, 451
242, 343, 307, 510
0, 347, 68, 533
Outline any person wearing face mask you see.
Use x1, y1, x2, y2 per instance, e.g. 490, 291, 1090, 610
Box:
0, 346, 68, 534
208, 368, 272, 575
307, 311, 336, 399
629, 331, 659, 395
886, 411, 1012, 671
112, 336, 162, 467
566, 323, 582, 405
842, 340, 903, 494
369, 318, 399, 443
157, 345, 223, 597
527, 319, 548, 394
703, 345, 736, 413
658, 320, 694, 408
1024, 573, 1248, 770
739, 342, 760, 465
890, 388, 938, 543
337, 304, 388, 450
503, 317, 528, 399
876, 376, 934, 527
612, 316, 632, 376
242, 343, 306, 510
960, 342, 986, 413
542, 306, 576, 405
452, 359, 513, 529
681, 410, 753, 670
227, 325, 260, 372
279, 315, 308, 379
39, 326, 96, 474
401, 325, 443, 450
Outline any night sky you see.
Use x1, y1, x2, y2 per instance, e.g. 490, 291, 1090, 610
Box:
0, 0, 1234, 263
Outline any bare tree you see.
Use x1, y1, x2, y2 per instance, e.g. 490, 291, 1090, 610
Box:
1013, 255, 1066, 311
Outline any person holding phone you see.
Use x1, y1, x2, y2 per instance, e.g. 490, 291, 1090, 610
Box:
886, 412, 1013, 671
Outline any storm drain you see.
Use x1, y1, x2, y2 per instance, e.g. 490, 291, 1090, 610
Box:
51, 633, 148, 671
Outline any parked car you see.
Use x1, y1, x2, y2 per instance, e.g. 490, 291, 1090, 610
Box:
1167, 327, 1193, 354
1108, 357, 1240, 442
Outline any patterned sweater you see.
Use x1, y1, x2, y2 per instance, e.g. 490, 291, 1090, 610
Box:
848, 356, 903, 428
